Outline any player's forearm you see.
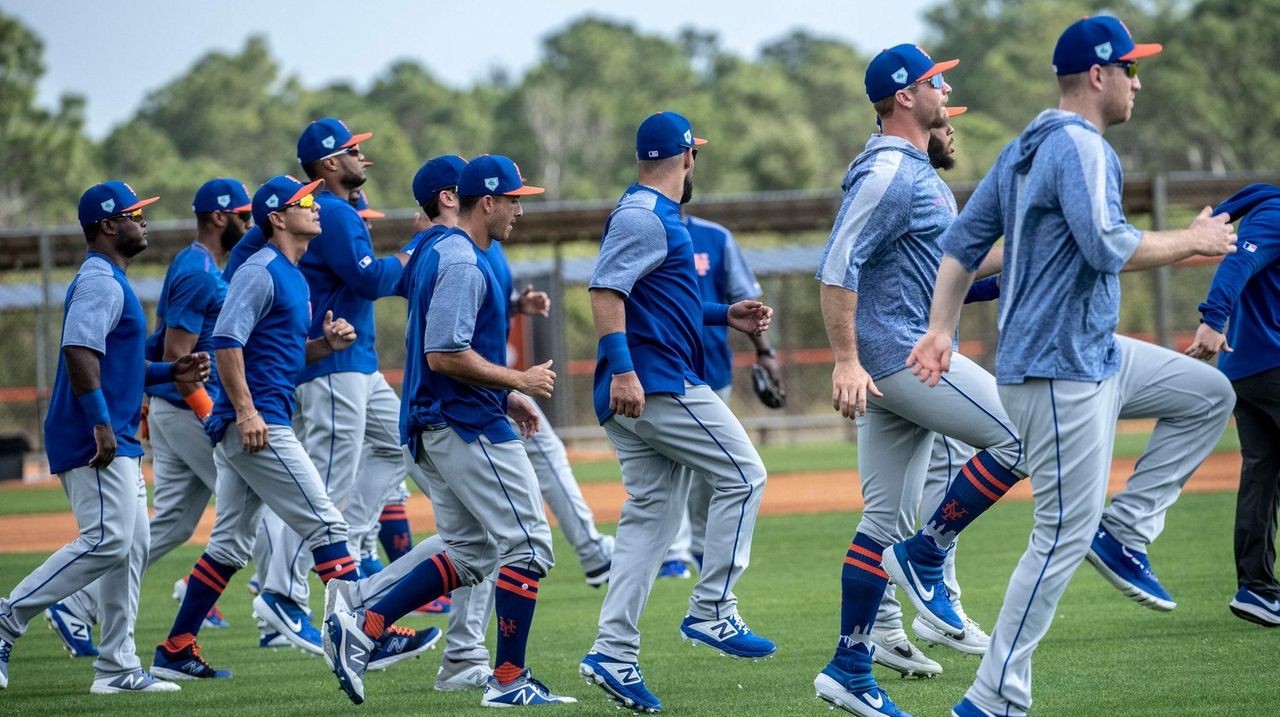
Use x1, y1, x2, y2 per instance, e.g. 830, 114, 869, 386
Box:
927, 255, 974, 333
304, 338, 335, 365
162, 328, 201, 396
215, 348, 255, 416
1122, 230, 1195, 272
750, 331, 774, 353
63, 346, 103, 396
974, 246, 1003, 279
428, 349, 524, 391
589, 288, 627, 337
819, 284, 860, 364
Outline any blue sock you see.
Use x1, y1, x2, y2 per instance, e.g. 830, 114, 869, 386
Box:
924, 450, 1022, 547
367, 551, 458, 631
311, 542, 359, 583
494, 565, 541, 684
168, 554, 237, 640
378, 505, 413, 562
832, 533, 887, 675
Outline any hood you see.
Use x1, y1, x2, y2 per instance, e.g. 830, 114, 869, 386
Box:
1012, 109, 1099, 174
842, 134, 927, 192
1215, 183, 1280, 223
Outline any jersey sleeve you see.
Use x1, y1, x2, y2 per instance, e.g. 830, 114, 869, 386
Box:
423, 263, 486, 353
61, 275, 124, 354
1057, 127, 1143, 274
588, 207, 668, 297
212, 265, 274, 349
722, 232, 762, 302
940, 156, 1006, 271
816, 159, 912, 291
316, 206, 404, 300
164, 271, 217, 334
1199, 205, 1280, 331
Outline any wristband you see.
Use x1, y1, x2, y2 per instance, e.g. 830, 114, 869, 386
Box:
598, 332, 634, 375
77, 388, 111, 427
183, 386, 214, 420
756, 347, 777, 358
144, 361, 174, 386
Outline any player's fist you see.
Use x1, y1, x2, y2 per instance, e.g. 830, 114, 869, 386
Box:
831, 359, 882, 419
906, 329, 954, 387
173, 352, 211, 384
518, 285, 551, 317
609, 371, 646, 418
1188, 206, 1237, 257
323, 311, 357, 352
89, 424, 117, 469
1184, 322, 1232, 360
728, 300, 773, 336
237, 411, 269, 453
507, 393, 542, 439
518, 360, 556, 398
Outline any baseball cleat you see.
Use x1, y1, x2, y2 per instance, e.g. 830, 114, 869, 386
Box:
1086, 524, 1176, 611
254, 592, 323, 656
951, 697, 998, 717
0, 635, 12, 689
1229, 587, 1280, 627
359, 555, 384, 576
679, 613, 775, 659
911, 612, 988, 655
323, 603, 374, 705
413, 594, 452, 615
657, 559, 690, 579
367, 625, 440, 671
89, 670, 180, 694
869, 626, 940, 678
151, 641, 231, 680
579, 651, 660, 713
436, 658, 492, 692
814, 666, 911, 716
882, 539, 964, 637
259, 631, 291, 648
247, 577, 262, 596
481, 668, 577, 707
45, 602, 98, 658
584, 563, 611, 588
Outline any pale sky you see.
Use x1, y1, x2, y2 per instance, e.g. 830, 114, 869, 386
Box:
8, 0, 933, 138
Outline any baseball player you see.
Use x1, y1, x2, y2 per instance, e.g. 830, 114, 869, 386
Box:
151, 175, 438, 681
906, 18, 1236, 716
324, 155, 576, 707
47, 179, 254, 658
579, 112, 775, 714
659, 212, 781, 579
810, 47, 1032, 717
1185, 183, 1280, 627
0, 181, 209, 694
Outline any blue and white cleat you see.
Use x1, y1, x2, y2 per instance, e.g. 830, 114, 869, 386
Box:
882, 538, 964, 636
45, 602, 98, 657
90, 670, 180, 694
482, 667, 577, 707
359, 555, 384, 576
657, 559, 690, 579
367, 625, 440, 671
814, 666, 911, 716
1086, 524, 1176, 611
951, 696, 998, 717
579, 651, 661, 713
0, 635, 12, 689
254, 592, 324, 655
247, 577, 262, 596
323, 603, 374, 705
259, 631, 291, 648
1229, 587, 1280, 627
679, 613, 775, 659
150, 641, 231, 681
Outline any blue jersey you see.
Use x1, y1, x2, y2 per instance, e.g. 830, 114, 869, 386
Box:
45, 254, 147, 474
402, 229, 515, 447
816, 135, 958, 380
941, 110, 1142, 384
222, 225, 266, 283
484, 242, 516, 306
589, 185, 724, 423
1201, 183, 1280, 381
145, 242, 226, 408
395, 224, 452, 299
206, 244, 313, 444
687, 216, 761, 390
299, 190, 404, 381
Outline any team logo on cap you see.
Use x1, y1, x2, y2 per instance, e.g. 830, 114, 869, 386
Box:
217, 195, 230, 208
485, 177, 500, 191
100, 198, 116, 213
648, 150, 659, 158
321, 135, 336, 149
892, 67, 909, 84
683, 130, 692, 144
266, 195, 280, 208
1095, 42, 1113, 60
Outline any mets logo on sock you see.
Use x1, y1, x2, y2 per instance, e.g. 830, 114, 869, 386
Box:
941, 499, 968, 521
499, 617, 518, 638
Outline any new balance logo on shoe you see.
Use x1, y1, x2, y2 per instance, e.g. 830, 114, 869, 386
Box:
71, 623, 90, 640
383, 637, 408, 653
603, 662, 641, 685
709, 620, 739, 640
116, 673, 148, 690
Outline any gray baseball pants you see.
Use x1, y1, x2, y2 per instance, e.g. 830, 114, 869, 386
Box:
965, 336, 1234, 716
666, 385, 732, 566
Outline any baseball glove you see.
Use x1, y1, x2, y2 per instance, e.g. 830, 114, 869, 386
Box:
751, 363, 786, 409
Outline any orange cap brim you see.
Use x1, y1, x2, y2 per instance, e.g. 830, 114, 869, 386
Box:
918, 58, 960, 82
946, 106, 968, 118
123, 196, 160, 212
693, 137, 708, 146
358, 209, 386, 220
287, 179, 325, 205
1120, 43, 1163, 61
228, 202, 252, 213
342, 132, 373, 149
505, 185, 546, 197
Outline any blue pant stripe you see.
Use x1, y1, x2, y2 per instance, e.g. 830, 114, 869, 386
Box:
939, 374, 1024, 471
267, 443, 335, 546
478, 440, 539, 573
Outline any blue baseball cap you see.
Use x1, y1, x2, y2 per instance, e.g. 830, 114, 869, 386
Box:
192, 178, 252, 214
297, 117, 373, 165
412, 155, 468, 206
635, 111, 707, 161
78, 180, 159, 226
353, 191, 384, 220
252, 175, 324, 229
1053, 16, 1162, 76
457, 155, 544, 197
865, 44, 959, 102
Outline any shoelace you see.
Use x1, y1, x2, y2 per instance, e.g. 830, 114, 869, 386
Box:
383, 625, 416, 639
729, 615, 751, 634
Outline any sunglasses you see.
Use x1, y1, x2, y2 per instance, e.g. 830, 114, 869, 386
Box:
236, 211, 253, 224
1114, 61, 1140, 79
321, 146, 361, 161
285, 194, 315, 210
912, 73, 945, 90
105, 209, 144, 224
691, 148, 699, 160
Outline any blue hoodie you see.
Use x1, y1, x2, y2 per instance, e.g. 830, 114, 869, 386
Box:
1200, 183, 1280, 381
941, 109, 1143, 384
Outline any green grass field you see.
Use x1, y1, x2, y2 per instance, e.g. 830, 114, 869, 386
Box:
0, 491, 1273, 716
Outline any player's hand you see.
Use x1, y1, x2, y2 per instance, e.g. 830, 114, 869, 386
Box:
89, 423, 117, 469
728, 300, 773, 336
507, 393, 541, 439
907, 329, 954, 387
323, 311, 358, 352
238, 412, 269, 453
172, 352, 211, 384
610, 371, 646, 418
518, 360, 556, 398
831, 359, 882, 419
517, 285, 551, 317
1188, 206, 1237, 257
1184, 322, 1232, 360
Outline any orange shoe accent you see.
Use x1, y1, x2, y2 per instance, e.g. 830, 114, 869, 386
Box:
493, 661, 524, 685
162, 633, 196, 653
362, 610, 386, 640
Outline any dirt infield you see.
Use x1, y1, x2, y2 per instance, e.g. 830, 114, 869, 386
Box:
0, 451, 1241, 554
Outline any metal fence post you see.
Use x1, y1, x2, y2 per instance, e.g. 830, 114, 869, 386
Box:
1151, 174, 1172, 347
548, 241, 570, 428
34, 231, 54, 452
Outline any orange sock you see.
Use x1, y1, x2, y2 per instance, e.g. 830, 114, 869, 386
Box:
362, 610, 385, 640
493, 661, 524, 685
162, 633, 195, 653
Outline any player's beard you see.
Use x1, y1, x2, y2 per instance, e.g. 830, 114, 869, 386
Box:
928, 133, 956, 171
338, 164, 367, 192
680, 171, 694, 205
220, 221, 247, 254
